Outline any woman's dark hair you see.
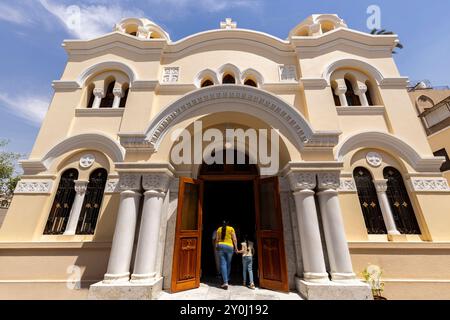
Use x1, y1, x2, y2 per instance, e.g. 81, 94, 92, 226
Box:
221, 220, 228, 241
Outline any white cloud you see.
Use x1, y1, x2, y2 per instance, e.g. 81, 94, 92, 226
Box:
0, 93, 50, 126
0, 2, 29, 24
39, 0, 144, 39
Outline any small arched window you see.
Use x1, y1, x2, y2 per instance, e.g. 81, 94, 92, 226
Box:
345, 78, 361, 106
119, 86, 129, 108
353, 167, 387, 234
222, 74, 236, 84
76, 168, 108, 235
201, 79, 214, 88
87, 85, 95, 108
331, 81, 341, 106
365, 81, 375, 106
244, 79, 257, 87
100, 81, 115, 108
383, 167, 421, 234
44, 169, 79, 235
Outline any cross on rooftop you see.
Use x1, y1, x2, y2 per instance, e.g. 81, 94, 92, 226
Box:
220, 18, 237, 29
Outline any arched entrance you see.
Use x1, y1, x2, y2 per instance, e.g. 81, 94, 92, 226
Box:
171, 150, 289, 293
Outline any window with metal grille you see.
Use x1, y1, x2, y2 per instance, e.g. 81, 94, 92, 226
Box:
353, 167, 387, 234
76, 168, 108, 235
383, 167, 421, 234
44, 169, 79, 235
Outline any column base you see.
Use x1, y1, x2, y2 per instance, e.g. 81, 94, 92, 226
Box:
88, 277, 163, 300
331, 272, 357, 282
103, 272, 130, 284
296, 277, 373, 300
130, 273, 158, 283
303, 272, 330, 283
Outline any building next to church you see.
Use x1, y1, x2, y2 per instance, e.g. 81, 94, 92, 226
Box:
0, 14, 450, 300
408, 81, 450, 184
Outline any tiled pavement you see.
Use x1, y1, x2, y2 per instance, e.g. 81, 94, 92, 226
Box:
158, 283, 303, 300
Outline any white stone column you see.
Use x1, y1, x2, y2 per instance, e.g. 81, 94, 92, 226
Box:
92, 88, 105, 109
355, 84, 369, 106
104, 174, 142, 283
317, 172, 356, 282
64, 180, 89, 236
112, 87, 124, 109
131, 173, 171, 283
288, 172, 329, 283
373, 179, 400, 235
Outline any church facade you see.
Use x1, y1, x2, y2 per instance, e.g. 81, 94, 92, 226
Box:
1, 14, 450, 300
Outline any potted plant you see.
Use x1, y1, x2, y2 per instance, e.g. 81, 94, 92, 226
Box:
362, 265, 387, 300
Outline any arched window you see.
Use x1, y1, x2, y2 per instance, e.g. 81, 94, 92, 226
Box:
417, 95, 434, 110
201, 79, 214, 88
222, 74, 236, 84
87, 85, 95, 108
345, 79, 361, 106
100, 81, 115, 108
353, 167, 387, 234
76, 168, 108, 235
383, 167, 421, 234
44, 169, 79, 235
331, 82, 341, 106
365, 81, 375, 106
244, 79, 257, 87
119, 86, 129, 108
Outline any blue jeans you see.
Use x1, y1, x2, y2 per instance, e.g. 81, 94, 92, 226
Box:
217, 244, 234, 284
242, 256, 254, 285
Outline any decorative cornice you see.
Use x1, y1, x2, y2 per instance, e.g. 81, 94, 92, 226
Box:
336, 106, 385, 116
118, 133, 154, 152
287, 172, 316, 191
317, 172, 340, 190
118, 173, 141, 191
19, 160, 47, 175
142, 173, 171, 193
338, 178, 357, 193
14, 180, 53, 194
75, 108, 125, 117
52, 80, 81, 92
409, 178, 450, 193
105, 179, 120, 194
373, 179, 388, 193
131, 80, 159, 91
300, 78, 329, 90
379, 77, 409, 89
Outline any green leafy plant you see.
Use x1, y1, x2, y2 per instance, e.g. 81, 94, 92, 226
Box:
0, 139, 22, 197
370, 28, 404, 54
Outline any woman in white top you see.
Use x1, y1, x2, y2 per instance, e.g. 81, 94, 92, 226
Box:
237, 235, 255, 289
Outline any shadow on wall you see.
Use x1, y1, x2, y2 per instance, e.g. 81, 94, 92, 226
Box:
0, 208, 8, 229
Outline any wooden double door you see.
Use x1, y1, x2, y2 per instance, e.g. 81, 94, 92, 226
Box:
171, 176, 289, 293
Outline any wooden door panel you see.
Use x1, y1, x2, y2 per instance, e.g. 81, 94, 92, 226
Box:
171, 178, 203, 293
255, 177, 289, 292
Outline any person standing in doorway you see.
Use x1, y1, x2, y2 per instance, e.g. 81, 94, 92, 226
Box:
237, 235, 255, 289
212, 227, 221, 278
215, 220, 238, 290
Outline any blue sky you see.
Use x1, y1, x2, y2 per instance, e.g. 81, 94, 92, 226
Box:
1, 0, 449, 162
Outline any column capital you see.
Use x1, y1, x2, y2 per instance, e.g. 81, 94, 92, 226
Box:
317, 172, 340, 191
74, 180, 89, 195
93, 88, 105, 98
373, 179, 388, 193
113, 87, 124, 98
287, 172, 316, 192
142, 172, 172, 193
118, 173, 142, 192
354, 83, 368, 95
